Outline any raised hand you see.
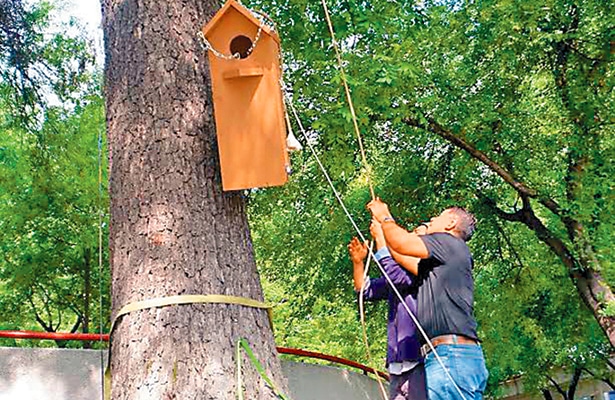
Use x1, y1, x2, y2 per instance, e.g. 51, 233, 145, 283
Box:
366, 198, 392, 223
347, 237, 368, 264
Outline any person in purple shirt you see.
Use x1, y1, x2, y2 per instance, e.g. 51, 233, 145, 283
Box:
348, 220, 427, 400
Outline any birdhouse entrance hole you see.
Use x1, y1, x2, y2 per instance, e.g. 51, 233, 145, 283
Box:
230, 35, 253, 59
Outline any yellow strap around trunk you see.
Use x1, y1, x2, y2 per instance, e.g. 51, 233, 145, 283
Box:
110, 294, 273, 333
104, 294, 273, 400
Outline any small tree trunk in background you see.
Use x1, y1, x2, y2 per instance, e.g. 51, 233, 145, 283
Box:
541, 389, 554, 400
83, 247, 91, 349
101, 0, 287, 398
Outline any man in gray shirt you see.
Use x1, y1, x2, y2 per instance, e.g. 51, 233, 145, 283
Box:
367, 199, 488, 400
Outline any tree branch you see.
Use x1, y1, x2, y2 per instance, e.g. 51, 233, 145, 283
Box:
546, 374, 566, 398
69, 315, 82, 334
480, 190, 615, 344
582, 367, 615, 390
54, 307, 62, 332
494, 220, 526, 283
567, 367, 582, 399
541, 389, 554, 400
28, 294, 51, 332
403, 116, 564, 217
477, 192, 523, 223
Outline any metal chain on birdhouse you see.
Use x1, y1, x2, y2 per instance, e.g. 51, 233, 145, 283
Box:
197, 23, 264, 60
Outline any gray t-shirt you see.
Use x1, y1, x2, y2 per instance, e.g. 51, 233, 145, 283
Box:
416, 232, 478, 342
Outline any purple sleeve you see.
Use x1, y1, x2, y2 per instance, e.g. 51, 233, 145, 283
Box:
359, 247, 415, 300
379, 255, 414, 287
374, 247, 414, 287
360, 277, 388, 301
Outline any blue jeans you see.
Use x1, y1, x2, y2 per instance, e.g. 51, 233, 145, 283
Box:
424, 344, 488, 400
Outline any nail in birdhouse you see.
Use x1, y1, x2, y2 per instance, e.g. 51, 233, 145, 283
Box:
202, 0, 290, 191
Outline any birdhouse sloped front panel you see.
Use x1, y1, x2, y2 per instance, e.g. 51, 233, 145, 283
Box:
204, 6, 288, 191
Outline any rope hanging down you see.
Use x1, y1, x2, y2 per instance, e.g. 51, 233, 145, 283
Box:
358, 242, 389, 400
320, 0, 375, 200
315, 8, 391, 395
318, 2, 400, 399
285, 97, 387, 400
285, 99, 468, 400
315, 2, 469, 399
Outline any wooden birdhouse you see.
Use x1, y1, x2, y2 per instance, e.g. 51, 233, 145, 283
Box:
202, 0, 290, 191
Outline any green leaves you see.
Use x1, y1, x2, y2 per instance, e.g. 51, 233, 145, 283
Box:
0, 0, 109, 341
0, 0, 610, 393
244, 0, 614, 392
0, 0, 97, 130
0, 93, 110, 341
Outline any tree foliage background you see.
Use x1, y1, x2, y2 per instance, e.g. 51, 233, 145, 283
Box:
0, 0, 109, 348
245, 0, 614, 397
0, 0, 613, 397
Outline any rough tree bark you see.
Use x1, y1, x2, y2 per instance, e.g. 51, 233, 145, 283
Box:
101, 0, 288, 398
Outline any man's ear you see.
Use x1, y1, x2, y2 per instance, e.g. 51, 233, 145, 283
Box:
445, 215, 458, 232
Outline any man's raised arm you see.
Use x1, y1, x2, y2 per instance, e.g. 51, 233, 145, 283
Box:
367, 198, 429, 261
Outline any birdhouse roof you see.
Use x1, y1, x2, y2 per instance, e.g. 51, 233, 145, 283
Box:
203, 0, 280, 44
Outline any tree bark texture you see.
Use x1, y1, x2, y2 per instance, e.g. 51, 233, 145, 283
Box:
101, 1, 287, 398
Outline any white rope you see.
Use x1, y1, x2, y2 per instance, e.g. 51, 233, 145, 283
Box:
359, 242, 389, 400
286, 99, 366, 242
286, 97, 469, 400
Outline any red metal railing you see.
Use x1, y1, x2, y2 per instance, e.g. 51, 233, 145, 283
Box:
0, 330, 389, 380
276, 346, 389, 380
0, 330, 110, 341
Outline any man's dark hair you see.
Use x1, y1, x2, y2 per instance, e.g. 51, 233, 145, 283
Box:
448, 207, 476, 242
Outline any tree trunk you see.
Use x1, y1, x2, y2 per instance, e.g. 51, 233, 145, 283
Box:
541, 389, 554, 400
566, 368, 582, 399
101, 1, 287, 398
83, 247, 91, 349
